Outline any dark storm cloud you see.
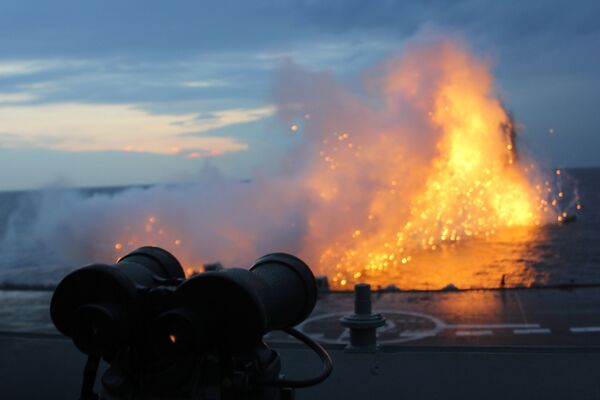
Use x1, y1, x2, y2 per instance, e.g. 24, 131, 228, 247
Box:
0, 0, 598, 190
2, 0, 599, 105
3, 0, 598, 82
0, 0, 299, 58
1, 0, 598, 58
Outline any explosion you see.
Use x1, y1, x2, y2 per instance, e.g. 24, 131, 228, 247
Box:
6, 38, 574, 291
105, 39, 566, 290
278, 39, 560, 289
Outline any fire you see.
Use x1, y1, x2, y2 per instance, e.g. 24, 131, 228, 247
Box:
300, 40, 558, 289
106, 39, 569, 290
110, 215, 204, 276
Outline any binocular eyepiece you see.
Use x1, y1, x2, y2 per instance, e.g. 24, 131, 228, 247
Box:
162, 252, 317, 351
50, 247, 317, 357
51, 247, 331, 399
50, 246, 185, 356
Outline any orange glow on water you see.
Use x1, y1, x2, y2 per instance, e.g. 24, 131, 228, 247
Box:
109, 40, 566, 290
303, 41, 556, 289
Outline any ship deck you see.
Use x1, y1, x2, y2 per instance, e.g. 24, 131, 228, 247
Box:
2, 287, 600, 398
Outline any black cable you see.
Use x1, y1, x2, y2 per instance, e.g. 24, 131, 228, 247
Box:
79, 355, 100, 400
256, 327, 333, 388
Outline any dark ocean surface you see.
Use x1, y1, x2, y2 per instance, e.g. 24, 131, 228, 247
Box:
0, 169, 599, 289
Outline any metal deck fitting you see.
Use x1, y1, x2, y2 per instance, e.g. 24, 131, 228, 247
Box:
340, 284, 386, 352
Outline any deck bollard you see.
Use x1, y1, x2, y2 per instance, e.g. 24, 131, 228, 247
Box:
340, 284, 386, 352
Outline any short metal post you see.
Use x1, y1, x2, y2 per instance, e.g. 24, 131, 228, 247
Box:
340, 284, 386, 352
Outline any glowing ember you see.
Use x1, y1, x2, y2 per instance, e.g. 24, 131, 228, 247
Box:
297, 40, 560, 289
106, 39, 572, 290
110, 215, 203, 277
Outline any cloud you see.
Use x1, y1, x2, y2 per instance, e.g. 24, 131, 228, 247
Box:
0, 0, 597, 177
0, 92, 38, 103
182, 80, 228, 88
0, 102, 274, 154
2, 1, 597, 59
0, 61, 47, 77
185, 106, 276, 132
0, 59, 88, 77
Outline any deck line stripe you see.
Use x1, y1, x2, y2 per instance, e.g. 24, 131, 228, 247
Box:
447, 323, 540, 329
513, 328, 551, 335
455, 330, 493, 336
570, 327, 600, 333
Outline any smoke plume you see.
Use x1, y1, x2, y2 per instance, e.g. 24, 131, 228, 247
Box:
0, 36, 561, 289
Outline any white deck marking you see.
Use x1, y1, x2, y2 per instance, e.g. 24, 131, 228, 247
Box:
399, 331, 438, 338
455, 330, 493, 336
513, 328, 551, 335
447, 323, 540, 330
570, 327, 600, 333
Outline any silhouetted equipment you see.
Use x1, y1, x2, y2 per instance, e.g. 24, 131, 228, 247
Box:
340, 284, 386, 352
315, 275, 330, 293
50, 246, 185, 357
203, 262, 224, 272
50, 247, 332, 399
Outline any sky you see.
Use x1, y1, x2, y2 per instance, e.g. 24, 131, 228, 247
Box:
0, 0, 599, 191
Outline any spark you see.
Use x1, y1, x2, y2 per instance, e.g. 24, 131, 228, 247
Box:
317, 42, 559, 289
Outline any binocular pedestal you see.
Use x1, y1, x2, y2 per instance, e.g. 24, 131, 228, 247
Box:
51, 247, 330, 400
95, 343, 294, 400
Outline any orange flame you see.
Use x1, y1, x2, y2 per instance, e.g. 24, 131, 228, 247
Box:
109, 40, 563, 290
301, 41, 556, 289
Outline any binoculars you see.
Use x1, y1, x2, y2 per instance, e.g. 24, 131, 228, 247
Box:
50, 247, 330, 399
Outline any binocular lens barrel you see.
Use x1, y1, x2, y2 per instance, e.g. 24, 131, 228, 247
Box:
72, 303, 125, 356
51, 247, 317, 356
250, 253, 317, 329
171, 253, 317, 350
50, 246, 184, 356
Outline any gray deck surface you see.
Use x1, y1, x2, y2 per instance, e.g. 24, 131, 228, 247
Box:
6, 287, 600, 347
2, 288, 600, 399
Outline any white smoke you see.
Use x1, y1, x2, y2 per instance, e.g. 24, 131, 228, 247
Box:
0, 35, 559, 287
